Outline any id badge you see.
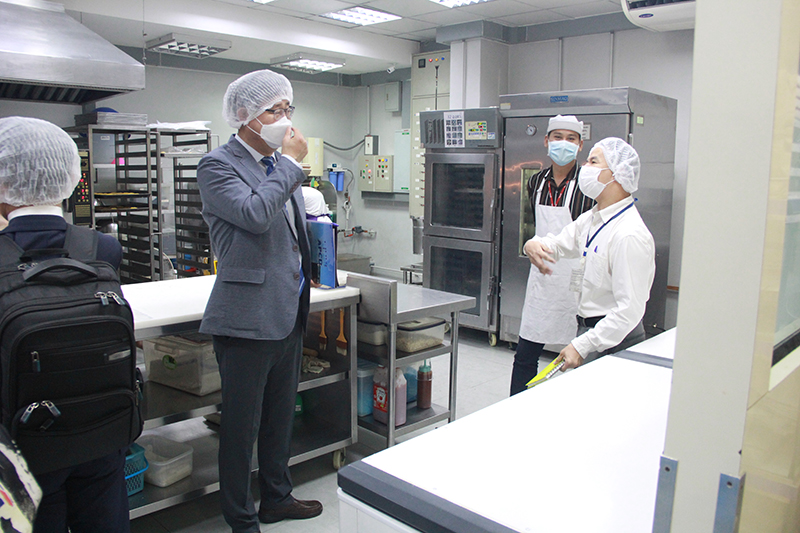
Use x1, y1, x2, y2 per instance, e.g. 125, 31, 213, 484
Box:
569, 264, 584, 292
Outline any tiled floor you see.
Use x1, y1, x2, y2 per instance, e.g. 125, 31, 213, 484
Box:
130, 328, 553, 533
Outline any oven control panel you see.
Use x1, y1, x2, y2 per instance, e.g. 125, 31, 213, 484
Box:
420, 108, 501, 149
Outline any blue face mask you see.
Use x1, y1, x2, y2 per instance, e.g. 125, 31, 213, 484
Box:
547, 140, 580, 166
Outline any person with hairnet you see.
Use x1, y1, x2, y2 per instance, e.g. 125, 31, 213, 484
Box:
301, 186, 332, 223
196, 69, 321, 531
510, 115, 594, 396
0, 116, 127, 532
524, 137, 655, 371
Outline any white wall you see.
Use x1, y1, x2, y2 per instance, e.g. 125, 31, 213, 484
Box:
0, 100, 81, 127
507, 28, 694, 328
343, 84, 415, 277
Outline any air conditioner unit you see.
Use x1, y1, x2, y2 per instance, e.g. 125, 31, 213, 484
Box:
621, 0, 695, 32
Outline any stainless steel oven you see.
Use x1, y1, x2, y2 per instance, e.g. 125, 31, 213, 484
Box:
420, 108, 503, 339
423, 236, 497, 331
424, 152, 498, 241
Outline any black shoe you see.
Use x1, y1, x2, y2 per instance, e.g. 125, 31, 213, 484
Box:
258, 497, 323, 523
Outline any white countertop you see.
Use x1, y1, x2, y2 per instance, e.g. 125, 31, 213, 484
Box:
359, 355, 673, 533
121, 275, 359, 334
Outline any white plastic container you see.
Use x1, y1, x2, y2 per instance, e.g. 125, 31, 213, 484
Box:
143, 334, 220, 396
138, 435, 193, 487
396, 318, 446, 353
357, 321, 387, 346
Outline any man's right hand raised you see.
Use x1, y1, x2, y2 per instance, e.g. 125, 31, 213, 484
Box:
281, 126, 308, 162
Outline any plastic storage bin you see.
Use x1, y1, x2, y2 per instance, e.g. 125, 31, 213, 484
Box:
143, 333, 220, 395
396, 318, 446, 352
125, 443, 148, 497
138, 435, 193, 487
357, 321, 387, 346
357, 360, 377, 416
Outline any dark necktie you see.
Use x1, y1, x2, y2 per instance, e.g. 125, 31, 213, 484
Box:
261, 156, 274, 176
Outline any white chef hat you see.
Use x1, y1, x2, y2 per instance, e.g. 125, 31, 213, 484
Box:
222, 69, 294, 129
0, 116, 81, 206
547, 115, 583, 135
593, 137, 641, 193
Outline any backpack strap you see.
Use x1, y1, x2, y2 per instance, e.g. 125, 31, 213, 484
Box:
0, 234, 25, 266
62, 225, 99, 262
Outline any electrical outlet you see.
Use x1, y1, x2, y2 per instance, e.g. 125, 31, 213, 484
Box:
364, 135, 379, 155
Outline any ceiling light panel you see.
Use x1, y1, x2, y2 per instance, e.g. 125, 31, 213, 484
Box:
146, 33, 231, 59
247, 0, 274, 3
321, 7, 401, 26
429, 0, 496, 7
270, 53, 345, 74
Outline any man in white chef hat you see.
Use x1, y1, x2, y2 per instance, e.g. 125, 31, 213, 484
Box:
510, 115, 595, 395
525, 137, 655, 371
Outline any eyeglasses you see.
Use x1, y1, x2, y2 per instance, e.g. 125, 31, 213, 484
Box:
263, 106, 295, 120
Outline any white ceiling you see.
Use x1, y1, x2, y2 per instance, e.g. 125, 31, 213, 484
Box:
61, 0, 624, 75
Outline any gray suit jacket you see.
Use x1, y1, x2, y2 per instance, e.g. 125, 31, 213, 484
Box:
197, 135, 311, 340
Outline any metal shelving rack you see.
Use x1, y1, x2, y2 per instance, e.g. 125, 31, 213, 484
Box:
68, 124, 163, 283
157, 130, 214, 277
346, 273, 475, 448
124, 283, 359, 519
114, 129, 162, 283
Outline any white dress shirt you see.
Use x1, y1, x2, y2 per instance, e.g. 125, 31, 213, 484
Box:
7, 205, 64, 220
535, 197, 655, 357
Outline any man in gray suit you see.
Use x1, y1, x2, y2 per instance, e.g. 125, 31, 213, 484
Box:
197, 69, 320, 532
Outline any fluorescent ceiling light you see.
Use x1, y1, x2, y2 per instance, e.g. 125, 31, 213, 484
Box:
429, 0, 496, 7
321, 7, 401, 26
247, 0, 275, 3
270, 53, 345, 74
146, 33, 231, 59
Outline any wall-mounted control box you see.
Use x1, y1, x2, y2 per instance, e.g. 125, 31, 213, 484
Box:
358, 155, 394, 192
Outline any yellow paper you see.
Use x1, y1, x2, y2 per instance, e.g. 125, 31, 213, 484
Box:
526, 359, 564, 389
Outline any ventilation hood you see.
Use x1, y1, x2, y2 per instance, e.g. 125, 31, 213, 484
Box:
0, 0, 145, 105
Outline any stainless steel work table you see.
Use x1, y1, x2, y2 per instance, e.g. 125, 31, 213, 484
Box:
346, 273, 476, 448
121, 275, 360, 518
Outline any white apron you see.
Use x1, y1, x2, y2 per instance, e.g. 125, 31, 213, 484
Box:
518, 177, 581, 344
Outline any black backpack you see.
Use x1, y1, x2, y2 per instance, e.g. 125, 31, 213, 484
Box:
0, 225, 142, 475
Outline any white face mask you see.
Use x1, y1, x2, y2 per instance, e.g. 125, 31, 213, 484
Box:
249, 116, 292, 149
578, 165, 613, 199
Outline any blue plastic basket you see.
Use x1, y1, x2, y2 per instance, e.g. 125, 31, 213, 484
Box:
125, 443, 148, 497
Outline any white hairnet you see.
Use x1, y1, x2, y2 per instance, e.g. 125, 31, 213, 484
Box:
222, 69, 293, 129
593, 137, 641, 193
0, 116, 80, 206
301, 186, 330, 216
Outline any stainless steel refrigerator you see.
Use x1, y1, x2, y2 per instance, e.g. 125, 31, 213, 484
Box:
499, 87, 677, 343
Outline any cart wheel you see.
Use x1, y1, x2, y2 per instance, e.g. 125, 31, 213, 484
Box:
333, 448, 347, 470
488, 333, 497, 347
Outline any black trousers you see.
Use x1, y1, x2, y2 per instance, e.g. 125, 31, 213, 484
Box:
510, 338, 546, 396
33, 448, 130, 533
213, 316, 303, 533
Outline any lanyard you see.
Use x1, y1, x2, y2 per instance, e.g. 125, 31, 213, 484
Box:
546, 179, 568, 206
583, 200, 635, 257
